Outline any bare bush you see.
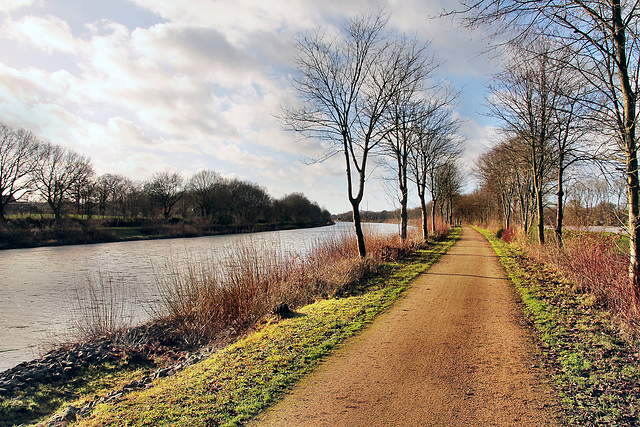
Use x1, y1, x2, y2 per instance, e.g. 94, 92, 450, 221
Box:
526, 232, 640, 327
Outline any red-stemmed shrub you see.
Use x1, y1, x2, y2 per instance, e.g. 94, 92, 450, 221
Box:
528, 232, 640, 326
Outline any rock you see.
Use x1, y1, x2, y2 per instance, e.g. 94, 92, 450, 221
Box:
46, 405, 78, 427
154, 367, 172, 379
271, 302, 293, 318
62, 405, 78, 422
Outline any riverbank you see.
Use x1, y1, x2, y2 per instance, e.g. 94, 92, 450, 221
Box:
0, 229, 460, 427
477, 227, 640, 425
0, 217, 334, 250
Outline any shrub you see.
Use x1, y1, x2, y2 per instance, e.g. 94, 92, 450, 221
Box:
501, 228, 517, 243
526, 232, 640, 328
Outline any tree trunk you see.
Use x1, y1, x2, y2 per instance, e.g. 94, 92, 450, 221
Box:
536, 187, 545, 244
400, 192, 408, 240
398, 158, 408, 241
627, 156, 640, 296
505, 208, 511, 231
418, 195, 428, 241
612, 0, 640, 295
555, 165, 564, 247
352, 201, 367, 257
431, 202, 437, 234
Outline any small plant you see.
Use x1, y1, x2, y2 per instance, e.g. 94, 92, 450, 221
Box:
501, 227, 517, 243
68, 272, 136, 342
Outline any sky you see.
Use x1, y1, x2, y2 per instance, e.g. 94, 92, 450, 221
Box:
0, 0, 501, 214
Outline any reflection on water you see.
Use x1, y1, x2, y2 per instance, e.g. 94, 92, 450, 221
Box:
0, 222, 399, 371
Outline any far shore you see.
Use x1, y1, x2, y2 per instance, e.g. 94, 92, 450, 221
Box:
0, 218, 336, 251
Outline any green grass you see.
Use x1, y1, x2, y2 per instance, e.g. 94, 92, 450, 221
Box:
475, 227, 640, 426
0, 362, 152, 427
72, 228, 461, 426
109, 227, 147, 239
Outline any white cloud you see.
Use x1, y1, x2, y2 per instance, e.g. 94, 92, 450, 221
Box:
130, 23, 259, 82
130, 0, 322, 36
6, 15, 82, 54
0, 0, 34, 13
458, 118, 500, 190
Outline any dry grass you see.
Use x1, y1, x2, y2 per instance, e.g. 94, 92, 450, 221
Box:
152, 227, 423, 346
69, 272, 136, 342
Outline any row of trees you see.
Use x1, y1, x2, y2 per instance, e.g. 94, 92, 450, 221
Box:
461, 0, 640, 289
0, 123, 93, 220
0, 122, 331, 227
459, 175, 625, 231
476, 41, 601, 246
284, 11, 464, 256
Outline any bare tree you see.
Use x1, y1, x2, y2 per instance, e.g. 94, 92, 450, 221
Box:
434, 160, 464, 225
477, 142, 520, 230
145, 171, 184, 219
382, 98, 424, 241
95, 174, 130, 217
550, 64, 596, 245
380, 40, 438, 241
31, 142, 94, 219
486, 43, 561, 244
477, 137, 538, 232
0, 123, 39, 220
70, 172, 96, 218
283, 11, 428, 256
409, 100, 462, 239
188, 170, 223, 219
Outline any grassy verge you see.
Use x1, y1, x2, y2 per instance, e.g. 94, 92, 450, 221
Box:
475, 227, 640, 425
63, 228, 460, 427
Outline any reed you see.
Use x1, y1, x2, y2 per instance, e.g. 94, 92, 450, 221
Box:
69, 272, 136, 342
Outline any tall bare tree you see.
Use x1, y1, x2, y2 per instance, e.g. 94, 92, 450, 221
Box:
486, 43, 562, 244
477, 142, 519, 230
145, 171, 184, 220
188, 170, 223, 219
382, 98, 425, 240
283, 11, 428, 256
434, 160, 464, 225
95, 174, 131, 217
380, 41, 438, 241
550, 65, 595, 245
409, 99, 462, 239
0, 123, 39, 220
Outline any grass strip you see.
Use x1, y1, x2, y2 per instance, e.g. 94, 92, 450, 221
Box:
75, 229, 461, 427
475, 227, 640, 426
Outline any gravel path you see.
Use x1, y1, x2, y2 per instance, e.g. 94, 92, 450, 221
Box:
252, 227, 562, 426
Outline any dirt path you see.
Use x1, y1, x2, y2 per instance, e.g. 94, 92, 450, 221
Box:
252, 227, 561, 426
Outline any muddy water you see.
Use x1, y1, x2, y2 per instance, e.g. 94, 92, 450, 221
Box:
0, 222, 398, 372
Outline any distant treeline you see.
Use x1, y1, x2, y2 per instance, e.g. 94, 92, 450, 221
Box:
336, 207, 425, 223
1, 122, 333, 248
